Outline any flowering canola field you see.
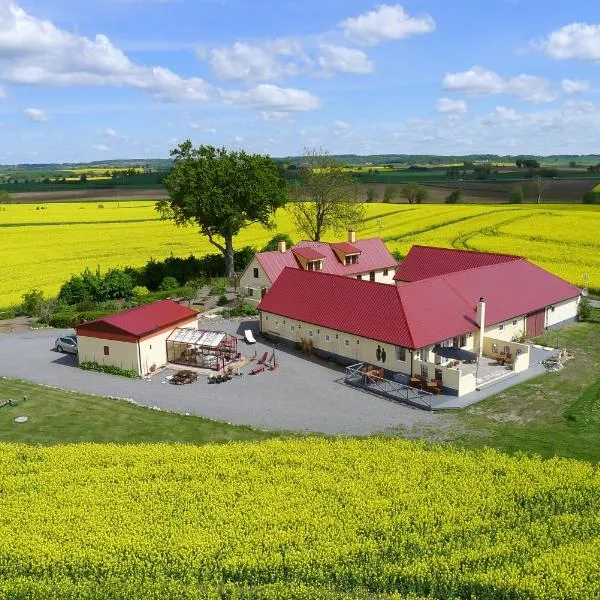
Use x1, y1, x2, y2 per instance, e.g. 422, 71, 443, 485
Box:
1, 439, 599, 599
1, 201, 599, 305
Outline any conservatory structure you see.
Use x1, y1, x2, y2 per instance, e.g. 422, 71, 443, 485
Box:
166, 328, 239, 371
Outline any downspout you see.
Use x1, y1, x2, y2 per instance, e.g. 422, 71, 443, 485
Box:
475, 297, 486, 384
137, 336, 143, 376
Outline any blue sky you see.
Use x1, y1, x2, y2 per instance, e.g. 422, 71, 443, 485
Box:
1, 0, 599, 163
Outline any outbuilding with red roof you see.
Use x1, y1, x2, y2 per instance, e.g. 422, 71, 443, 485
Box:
76, 300, 199, 375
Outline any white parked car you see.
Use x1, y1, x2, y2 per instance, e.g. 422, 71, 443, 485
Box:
54, 335, 78, 354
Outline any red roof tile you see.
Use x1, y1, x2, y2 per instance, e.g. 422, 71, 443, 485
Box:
76, 300, 197, 339
292, 247, 326, 261
330, 242, 362, 255
395, 245, 521, 282
256, 238, 397, 283
258, 259, 580, 350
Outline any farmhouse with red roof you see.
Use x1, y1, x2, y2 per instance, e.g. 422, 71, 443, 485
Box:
257, 246, 581, 397
239, 230, 397, 305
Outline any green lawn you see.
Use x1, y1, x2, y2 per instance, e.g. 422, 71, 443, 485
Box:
0, 377, 281, 445
452, 308, 600, 462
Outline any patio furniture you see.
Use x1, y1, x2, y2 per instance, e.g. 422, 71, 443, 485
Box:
250, 365, 265, 375
244, 330, 256, 344
410, 376, 422, 389
258, 352, 268, 364
427, 380, 442, 395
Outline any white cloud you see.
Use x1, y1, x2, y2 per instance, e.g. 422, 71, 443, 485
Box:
258, 110, 293, 122
334, 120, 350, 129
209, 38, 306, 81
92, 144, 110, 151
234, 135, 244, 144
436, 98, 467, 114
443, 66, 555, 102
23, 108, 48, 122
317, 44, 374, 75
0, 86, 7, 99
541, 23, 600, 62
484, 106, 522, 124
221, 84, 319, 111
0, 3, 211, 102
340, 4, 435, 45
561, 78, 591, 94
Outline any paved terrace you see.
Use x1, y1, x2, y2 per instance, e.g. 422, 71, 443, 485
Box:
0, 319, 557, 434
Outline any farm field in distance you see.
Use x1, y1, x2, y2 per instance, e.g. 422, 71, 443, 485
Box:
1, 201, 599, 305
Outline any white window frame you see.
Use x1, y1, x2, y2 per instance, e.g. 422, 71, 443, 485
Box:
344, 339, 350, 348
308, 329, 314, 338
395, 346, 406, 361
325, 334, 331, 343
290, 325, 295, 332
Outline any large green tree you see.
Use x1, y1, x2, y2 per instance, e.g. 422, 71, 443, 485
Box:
288, 149, 364, 241
157, 141, 287, 278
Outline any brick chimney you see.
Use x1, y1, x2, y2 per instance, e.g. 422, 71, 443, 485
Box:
278, 240, 287, 253
348, 230, 356, 243
476, 297, 486, 358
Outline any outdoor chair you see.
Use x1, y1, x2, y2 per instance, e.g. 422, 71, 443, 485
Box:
244, 330, 256, 344
250, 365, 265, 375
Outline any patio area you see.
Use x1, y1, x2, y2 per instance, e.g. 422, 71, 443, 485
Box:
455, 357, 514, 385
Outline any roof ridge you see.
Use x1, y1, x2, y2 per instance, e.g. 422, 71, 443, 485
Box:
394, 286, 416, 349
278, 266, 395, 287
410, 244, 523, 260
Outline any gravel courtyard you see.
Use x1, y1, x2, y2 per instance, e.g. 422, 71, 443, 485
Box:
0, 320, 439, 435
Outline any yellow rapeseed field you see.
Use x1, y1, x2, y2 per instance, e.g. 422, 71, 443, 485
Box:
0, 439, 599, 599
1, 201, 599, 305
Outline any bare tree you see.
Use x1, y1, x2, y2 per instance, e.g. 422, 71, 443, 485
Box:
530, 177, 550, 204
288, 149, 365, 241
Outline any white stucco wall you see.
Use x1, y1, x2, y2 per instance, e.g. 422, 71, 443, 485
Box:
239, 256, 272, 306
353, 268, 396, 285
138, 317, 198, 375
545, 297, 579, 327
77, 335, 140, 374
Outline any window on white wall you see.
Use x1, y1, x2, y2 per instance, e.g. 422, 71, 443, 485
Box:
248, 287, 254, 297
290, 325, 295, 332
395, 347, 406, 361
344, 339, 350, 347
383, 269, 389, 276
513, 320, 517, 326
325, 334, 330, 343
499, 324, 504, 331
308, 330, 314, 338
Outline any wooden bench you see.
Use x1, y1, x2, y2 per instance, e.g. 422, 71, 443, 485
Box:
250, 365, 265, 375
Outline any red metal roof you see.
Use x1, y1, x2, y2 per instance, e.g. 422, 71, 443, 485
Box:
292, 247, 326, 261
256, 238, 397, 283
76, 300, 198, 339
330, 242, 362, 255
258, 259, 580, 350
394, 245, 521, 282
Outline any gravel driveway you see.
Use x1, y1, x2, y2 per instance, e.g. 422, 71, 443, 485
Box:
0, 323, 437, 435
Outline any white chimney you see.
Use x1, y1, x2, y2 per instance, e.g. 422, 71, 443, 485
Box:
476, 297, 486, 358
348, 230, 356, 243
278, 240, 287, 253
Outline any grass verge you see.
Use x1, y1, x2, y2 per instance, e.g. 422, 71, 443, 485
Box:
0, 377, 282, 445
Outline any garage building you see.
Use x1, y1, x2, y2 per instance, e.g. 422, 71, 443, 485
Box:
76, 300, 198, 376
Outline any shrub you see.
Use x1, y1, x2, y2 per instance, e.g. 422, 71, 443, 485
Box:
132, 285, 150, 299
50, 312, 76, 328
80, 361, 138, 378
383, 186, 396, 203
21, 289, 44, 317
261, 234, 294, 253
445, 189, 463, 204
582, 190, 598, 204
211, 283, 226, 295
103, 269, 133, 299
158, 276, 179, 291
578, 297, 593, 322
227, 303, 259, 317
217, 294, 228, 306
509, 186, 524, 204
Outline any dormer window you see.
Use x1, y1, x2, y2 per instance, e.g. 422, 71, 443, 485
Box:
344, 254, 359, 265
307, 259, 322, 271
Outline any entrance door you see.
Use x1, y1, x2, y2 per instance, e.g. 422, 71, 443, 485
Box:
526, 309, 545, 338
